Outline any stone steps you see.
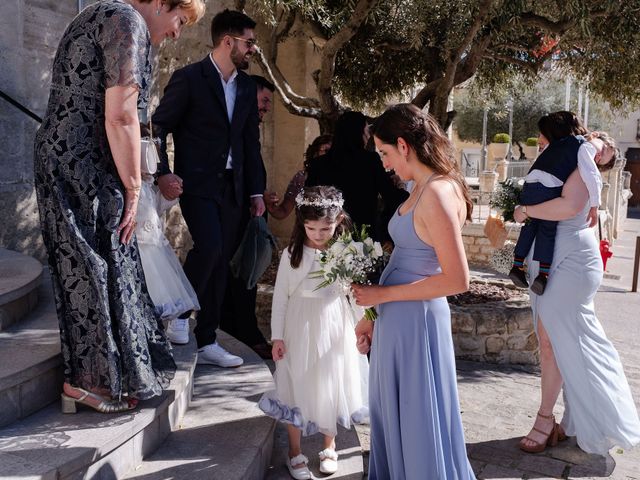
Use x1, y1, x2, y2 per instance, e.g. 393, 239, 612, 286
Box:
0, 273, 61, 429
0, 249, 197, 479
0, 248, 43, 331
124, 333, 276, 480
0, 337, 196, 480
0, 248, 360, 479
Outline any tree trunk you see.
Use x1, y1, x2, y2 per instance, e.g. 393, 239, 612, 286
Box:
317, 110, 340, 135
428, 90, 456, 131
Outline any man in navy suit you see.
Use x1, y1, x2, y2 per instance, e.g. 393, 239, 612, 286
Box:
153, 10, 265, 367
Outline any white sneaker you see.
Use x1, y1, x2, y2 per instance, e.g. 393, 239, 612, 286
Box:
197, 342, 243, 367
166, 318, 190, 345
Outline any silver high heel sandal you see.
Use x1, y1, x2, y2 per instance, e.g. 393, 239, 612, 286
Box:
61, 388, 134, 414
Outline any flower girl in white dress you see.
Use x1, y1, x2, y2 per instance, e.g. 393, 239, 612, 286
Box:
135, 153, 199, 326
259, 186, 369, 480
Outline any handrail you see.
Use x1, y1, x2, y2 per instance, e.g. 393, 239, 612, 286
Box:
0, 89, 42, 123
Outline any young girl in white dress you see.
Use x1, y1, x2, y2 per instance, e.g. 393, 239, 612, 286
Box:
259, 186, 369, 480
135, 166, 199, 325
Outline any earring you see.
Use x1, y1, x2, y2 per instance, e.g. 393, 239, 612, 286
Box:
156, 8, 161, 15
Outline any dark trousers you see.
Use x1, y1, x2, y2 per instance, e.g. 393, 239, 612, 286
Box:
220, 209, 268, 346
179, 174, 243, 348
514, 183, 562, 264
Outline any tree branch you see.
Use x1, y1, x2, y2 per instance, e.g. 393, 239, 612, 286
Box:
316, 0, 381, 113
518, 12, 575, 34
483, 52, 538, 74
254, 46, 321, 111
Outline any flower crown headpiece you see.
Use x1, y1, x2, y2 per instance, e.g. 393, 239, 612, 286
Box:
295, 191, 344, 209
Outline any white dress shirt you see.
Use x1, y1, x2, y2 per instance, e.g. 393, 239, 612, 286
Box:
210, 54, 237, 169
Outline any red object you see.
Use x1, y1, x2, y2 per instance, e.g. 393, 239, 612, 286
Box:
600, 240, 613, 271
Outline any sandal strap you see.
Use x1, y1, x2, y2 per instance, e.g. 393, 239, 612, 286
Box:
319, 448, 338, 460
536, 411, 554, 420
289, 454, 308, 467
530, 425, 553, 436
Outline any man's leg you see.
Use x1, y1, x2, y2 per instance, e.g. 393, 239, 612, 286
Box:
220, 209, 270, 357
179, 194, 224, 348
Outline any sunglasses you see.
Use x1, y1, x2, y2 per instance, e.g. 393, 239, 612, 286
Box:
229, 35, 257, 48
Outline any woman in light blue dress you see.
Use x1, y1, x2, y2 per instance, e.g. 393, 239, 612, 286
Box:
514, 131, 640, 455
352, 104, 476, 479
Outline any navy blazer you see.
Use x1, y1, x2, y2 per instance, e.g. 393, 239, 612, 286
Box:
152, 56, 265, 205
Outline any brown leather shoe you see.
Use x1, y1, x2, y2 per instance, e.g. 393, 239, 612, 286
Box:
251, 342, 272, 360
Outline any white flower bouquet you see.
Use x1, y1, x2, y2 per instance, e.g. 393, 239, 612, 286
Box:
311, 226, 387, 321
490, 177, 525, 223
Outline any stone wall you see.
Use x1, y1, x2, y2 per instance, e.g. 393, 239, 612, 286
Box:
451, 280, 538, 365
0, 0, 79, 262
462, 222, 522, 266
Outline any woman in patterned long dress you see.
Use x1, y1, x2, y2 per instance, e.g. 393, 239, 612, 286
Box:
34, 0, 204, 413
352, 104, 476, 479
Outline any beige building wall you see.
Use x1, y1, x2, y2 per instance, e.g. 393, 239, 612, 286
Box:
263, 37, 321, 244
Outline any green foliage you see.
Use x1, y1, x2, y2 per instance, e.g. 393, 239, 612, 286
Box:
492, 133, 510, 143
490, 178, 524, 223
525, 137, 538, 147
250, 0, 640, 127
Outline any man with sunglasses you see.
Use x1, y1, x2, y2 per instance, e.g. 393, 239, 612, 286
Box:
153, 9, 265, 367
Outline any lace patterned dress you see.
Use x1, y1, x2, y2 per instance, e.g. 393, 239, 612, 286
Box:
33, 0, 175, 400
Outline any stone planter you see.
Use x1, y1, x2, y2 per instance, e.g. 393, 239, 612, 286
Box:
523, 145, 539, 161
494, 159, 509, 182
488, 142, 509, 170
450, 278, 538, 365
478, 171, 498, 204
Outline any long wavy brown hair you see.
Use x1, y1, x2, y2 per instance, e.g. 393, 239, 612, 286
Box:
370, 104, 472, 221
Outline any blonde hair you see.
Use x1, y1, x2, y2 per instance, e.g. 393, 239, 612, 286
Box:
586, 131, 618, 171
140, 0, 205, 25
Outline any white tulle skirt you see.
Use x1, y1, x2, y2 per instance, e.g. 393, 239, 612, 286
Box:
135, 180, 199, 321
139, 242, 199, 321
260, 291, 369, 437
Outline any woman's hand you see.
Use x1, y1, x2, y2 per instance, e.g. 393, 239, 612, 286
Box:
351, 284, 386, 307
117, 188, 140, 244
264, 190, 280, 215
271, 339, 286, 361
513, 205, 528, 223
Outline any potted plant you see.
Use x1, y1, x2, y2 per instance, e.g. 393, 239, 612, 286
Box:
523, 137, 539, 160
488, 133, 510, 170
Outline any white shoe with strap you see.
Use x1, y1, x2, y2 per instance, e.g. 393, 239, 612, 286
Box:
287, 453, 311, 480
319, 448, 338, 475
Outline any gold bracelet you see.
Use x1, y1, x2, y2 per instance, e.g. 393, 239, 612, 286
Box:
125, 186, 141, 192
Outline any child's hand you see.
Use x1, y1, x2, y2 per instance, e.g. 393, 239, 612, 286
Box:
356, 334, 371, 354
587, 206, 598, 228
271, 340, 286, 361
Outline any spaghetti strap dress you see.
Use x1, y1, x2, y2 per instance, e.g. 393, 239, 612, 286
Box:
368, 200, 475, 479
527, 202, 640, 455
